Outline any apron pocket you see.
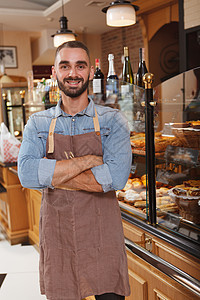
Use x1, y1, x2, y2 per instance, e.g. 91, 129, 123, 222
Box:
75, 195, 102, 251
42, 208, 75, 250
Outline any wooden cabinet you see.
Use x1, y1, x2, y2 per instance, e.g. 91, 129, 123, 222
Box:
123, 220, 200, 299
123, 220, 200, 281
126, 249, 199, 300
25, 188, 41, 247
0, 164, 29, 244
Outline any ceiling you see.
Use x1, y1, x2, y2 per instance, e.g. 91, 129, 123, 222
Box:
0, 0, 114, 35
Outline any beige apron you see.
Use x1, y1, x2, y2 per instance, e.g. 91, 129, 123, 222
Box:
39, 109, 130, 300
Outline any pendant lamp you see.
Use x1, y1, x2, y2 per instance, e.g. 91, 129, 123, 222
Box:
51, 0, 77, 48
102, 0, 139, 27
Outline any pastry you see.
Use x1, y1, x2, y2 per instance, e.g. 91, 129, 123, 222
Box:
172, 123, 190, 128
140, 190, 147, 200
141, 174, 148, 187
158, 187, 169, 196
172, 187, 187, 196
116, 190, 125, 200
134, 200, 146, 208
123, 179, 133, 191
132, 178, 143, 190
187, 120, 200, 129
124, 190, 142, 204
183, 180, 200, 188
188, 188, 200, 197
156, 196, 172, 205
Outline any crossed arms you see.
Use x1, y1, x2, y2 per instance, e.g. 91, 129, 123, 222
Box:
51, 155, 103, 192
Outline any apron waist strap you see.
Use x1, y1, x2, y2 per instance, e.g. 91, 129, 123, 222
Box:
55, 185, 80, 191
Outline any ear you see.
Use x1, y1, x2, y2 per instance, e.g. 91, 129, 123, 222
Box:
89, 65, 94, 80
52, 66, 57, 80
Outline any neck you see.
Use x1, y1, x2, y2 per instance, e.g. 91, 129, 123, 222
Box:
61, 91, 89, 116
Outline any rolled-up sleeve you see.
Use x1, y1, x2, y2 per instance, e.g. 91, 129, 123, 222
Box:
18, 116, 56, 190
91, 111, 132, 192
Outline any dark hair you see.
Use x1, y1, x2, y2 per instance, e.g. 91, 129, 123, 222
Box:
55, 41, 90, 61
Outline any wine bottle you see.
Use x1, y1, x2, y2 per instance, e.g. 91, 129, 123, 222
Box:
122, 47, 134, 84
93, 58, 105, 103
106, 54, 119, 104
121, 46, 134, 96
136, 47, 148, 88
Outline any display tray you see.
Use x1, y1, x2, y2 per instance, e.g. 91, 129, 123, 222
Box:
118, 201, 146, 219
132, 149, 165, 157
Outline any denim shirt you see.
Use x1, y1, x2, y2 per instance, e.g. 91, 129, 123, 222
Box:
18, 98, 132, 193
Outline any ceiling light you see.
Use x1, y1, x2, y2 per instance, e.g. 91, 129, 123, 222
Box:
102, 0, 139, 27
51, 0, 77, 48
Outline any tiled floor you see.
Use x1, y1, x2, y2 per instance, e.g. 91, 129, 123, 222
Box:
0, 229, 46, 299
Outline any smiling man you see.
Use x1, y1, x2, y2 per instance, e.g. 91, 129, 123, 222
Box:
18, 41, 132, 300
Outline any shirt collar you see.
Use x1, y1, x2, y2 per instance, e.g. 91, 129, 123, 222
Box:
54, 96, 95, 118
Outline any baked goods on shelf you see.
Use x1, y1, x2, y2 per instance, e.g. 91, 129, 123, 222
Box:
183, 180, 200, 187
124, 190, 142, 204
116, 175, 178, 216
130, 131, 184, 156
187, 120, 200, 129
172, 121, 200, 149
169, 183, 200, 224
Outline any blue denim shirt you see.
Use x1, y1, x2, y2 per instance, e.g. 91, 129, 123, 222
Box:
18, 98, 132, 192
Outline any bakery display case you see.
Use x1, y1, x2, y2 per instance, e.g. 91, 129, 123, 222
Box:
114, 69, 200, 299
117, 68, 200, 240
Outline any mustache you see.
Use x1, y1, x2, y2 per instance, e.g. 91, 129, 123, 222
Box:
63, 77, 84, 83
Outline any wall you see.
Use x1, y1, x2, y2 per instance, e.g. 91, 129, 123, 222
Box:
2, 31, 40, 80
184, 0, 200, 29
78, 33, 102, 69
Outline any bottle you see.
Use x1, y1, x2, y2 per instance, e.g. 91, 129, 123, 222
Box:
121, 46, 134, 96
122, 47, 134, 84
136, 47, 148, 88
106, 54, 119, 104
93, 58, 105, 103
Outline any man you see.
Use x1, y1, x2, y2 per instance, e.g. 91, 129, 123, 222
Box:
18, 41, 132, 300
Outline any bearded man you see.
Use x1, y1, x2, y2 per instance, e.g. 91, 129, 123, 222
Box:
18, 41, 132, 300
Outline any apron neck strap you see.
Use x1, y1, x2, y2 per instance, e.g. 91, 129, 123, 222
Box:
48, 107, 100, 154
48, 118, 57, 154
93, 108, 100, 132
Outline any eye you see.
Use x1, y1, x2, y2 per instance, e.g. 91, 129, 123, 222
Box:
77, 64, 85, 70
60, 64, 69, 70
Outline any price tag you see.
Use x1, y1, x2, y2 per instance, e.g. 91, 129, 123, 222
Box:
130, 163, 137, 174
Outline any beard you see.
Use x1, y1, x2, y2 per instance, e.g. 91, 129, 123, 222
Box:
57, 75, 90, 98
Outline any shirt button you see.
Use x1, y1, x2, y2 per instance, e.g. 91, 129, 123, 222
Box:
72, 118, 75, 122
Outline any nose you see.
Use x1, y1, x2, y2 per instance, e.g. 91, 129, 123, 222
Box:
68, 66, 77, 77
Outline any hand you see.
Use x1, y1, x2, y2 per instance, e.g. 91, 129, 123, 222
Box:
85, 155, 103, 168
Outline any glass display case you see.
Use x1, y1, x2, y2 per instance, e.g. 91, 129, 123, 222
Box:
0, 82, 29, 137
0, 82, 57, 138
112, 68, 200, 259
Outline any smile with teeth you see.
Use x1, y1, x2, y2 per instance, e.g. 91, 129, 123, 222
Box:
65, 78, 83, 86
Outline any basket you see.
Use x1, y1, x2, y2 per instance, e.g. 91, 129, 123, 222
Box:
169, 188, 200, 224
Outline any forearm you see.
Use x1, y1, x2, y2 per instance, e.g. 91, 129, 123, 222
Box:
52, 155, 103, 186
57, 170, 103, 192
